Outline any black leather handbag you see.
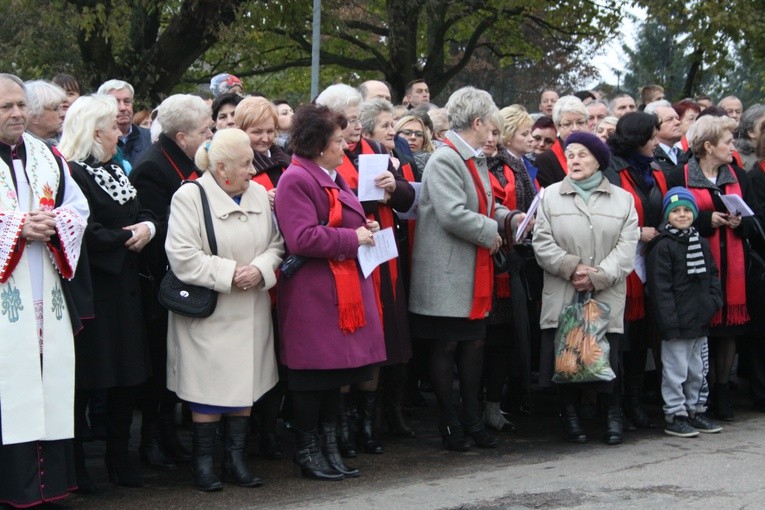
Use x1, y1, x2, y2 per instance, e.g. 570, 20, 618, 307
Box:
158, 181, 219, 318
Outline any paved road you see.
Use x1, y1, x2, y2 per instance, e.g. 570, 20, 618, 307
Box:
68, 389, 765, 509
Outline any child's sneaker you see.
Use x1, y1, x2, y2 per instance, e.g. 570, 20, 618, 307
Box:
689, 413, 723, 433
664, 415, 699, 437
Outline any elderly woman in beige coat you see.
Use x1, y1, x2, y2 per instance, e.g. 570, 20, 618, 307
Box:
165, 128, 284, 491
533, 132, 638, 446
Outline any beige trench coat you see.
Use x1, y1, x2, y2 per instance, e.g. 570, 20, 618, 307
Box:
532, 175, 638, 333
165, 172, 284, 406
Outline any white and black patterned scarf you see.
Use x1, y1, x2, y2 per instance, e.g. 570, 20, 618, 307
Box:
665, 223, 706, 275
78, 159, 137, 205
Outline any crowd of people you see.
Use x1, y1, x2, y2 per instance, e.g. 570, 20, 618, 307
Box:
2, 69, 765, 507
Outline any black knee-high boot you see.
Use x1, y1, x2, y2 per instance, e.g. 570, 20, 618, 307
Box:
191, 422, 223, 491
222, 416, 262, 487
357, 391, 383, 454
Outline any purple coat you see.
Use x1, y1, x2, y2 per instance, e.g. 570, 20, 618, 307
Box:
274, 155, 386, 370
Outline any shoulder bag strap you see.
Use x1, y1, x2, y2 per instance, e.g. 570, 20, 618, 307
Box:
181, 180, 217, 256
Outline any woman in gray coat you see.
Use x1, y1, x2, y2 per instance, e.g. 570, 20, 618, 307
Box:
409, 87, 524, 451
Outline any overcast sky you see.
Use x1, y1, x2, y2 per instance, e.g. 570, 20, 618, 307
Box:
589, 5, 646, 88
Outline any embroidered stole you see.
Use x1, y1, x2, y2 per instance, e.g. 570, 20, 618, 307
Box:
0, 135, 76, 444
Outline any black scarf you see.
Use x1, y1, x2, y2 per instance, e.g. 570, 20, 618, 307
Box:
664, 223, 706, 275
487, 146, 535, 211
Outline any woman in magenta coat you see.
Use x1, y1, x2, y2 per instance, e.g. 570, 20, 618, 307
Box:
274, 104, 386, 481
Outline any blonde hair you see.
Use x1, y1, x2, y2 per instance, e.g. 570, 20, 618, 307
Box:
395, 115, 434, 153
690, 115, 737, 158
234, 96, 277, 131
59, 94, 117, 162
194, 128, 250, 173
498, 105, 533, 146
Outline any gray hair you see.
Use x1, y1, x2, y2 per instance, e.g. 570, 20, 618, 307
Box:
739, 104, 765, 140
0, 73, 25, 92
445, 86, 498, 132
360, 98, 394, 136
609, 93, 634, 112
59, 94, 118, 163
552, 96, 588, 127
428, 108, 449, 133
25, 80, 66, 117
596, 116, 618, 129
315, 84, 362, 114
157, 94, 211, 137
587, 99, 611, 115
97, 79, 134, 97
644, 99, 673, 116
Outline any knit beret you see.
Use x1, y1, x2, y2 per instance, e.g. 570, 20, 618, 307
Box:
662, 186, 698, 221
564, 131, 611, 171
210, 73, 243, 98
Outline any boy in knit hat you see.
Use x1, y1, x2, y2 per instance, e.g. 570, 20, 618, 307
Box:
647, 186, 724, 437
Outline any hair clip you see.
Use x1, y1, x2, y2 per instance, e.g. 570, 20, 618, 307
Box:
204, 141, 211, 152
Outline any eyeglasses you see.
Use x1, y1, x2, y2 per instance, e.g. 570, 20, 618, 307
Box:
346, 116, 361, 125
400, 129, 424, 138
558, 120, 587, 129
533, 135, 555, 145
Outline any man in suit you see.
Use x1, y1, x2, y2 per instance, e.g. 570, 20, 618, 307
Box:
645, 100, 686, 173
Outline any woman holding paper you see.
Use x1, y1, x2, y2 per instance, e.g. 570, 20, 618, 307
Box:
274, 104, 385, 480
316, 85, 415, 456
667, 115, 763, 421
358, 98, 420, 439
409, 87, 524, 451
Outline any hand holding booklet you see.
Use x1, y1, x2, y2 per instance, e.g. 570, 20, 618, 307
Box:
514, 188, 544, 243
719, 194, 754, 217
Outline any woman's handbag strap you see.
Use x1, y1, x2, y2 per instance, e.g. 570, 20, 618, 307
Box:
181, 180, 217, 256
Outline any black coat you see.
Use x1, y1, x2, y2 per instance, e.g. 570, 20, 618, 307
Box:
535, 138, 567, 188
647, 231, 723, 340
344, 139, 416, 365
129, 133, 199, 281
70, 159, 156, 389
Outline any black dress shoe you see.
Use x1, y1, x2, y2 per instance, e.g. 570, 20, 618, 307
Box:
439, 423, 469, 452
465, 421, 498, 448
105, 454, 144, 488
140, 442, 177, 471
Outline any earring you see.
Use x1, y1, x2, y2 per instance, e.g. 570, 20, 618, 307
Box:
320, 151, 324, 156
225, 178, 230, 185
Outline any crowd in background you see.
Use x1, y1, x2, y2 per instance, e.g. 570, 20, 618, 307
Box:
3, 69, 765, 507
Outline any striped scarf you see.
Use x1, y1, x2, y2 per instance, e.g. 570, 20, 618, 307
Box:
665, 224, 706, 275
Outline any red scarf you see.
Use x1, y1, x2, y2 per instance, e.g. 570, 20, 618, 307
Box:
400, 162, 417, 275
337, 139, 375, 189
680, 136, 689, 152
684, 164, 749, 326
444, 139, 495, 319
551, 138, 568, 175
488, 165, 515, 298
253, 172, 276, 191
326, 188, 367, 334
162, 148, 199, 180
618, 167, 667, 320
